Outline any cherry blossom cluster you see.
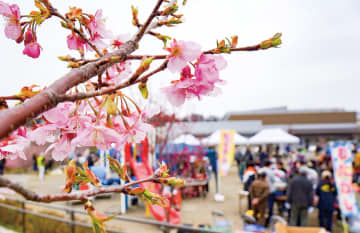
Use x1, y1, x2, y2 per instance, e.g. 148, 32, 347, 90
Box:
0, 0, 282, 164
26, 93, 158, 161
0, 1, 283, 232
0, 0, 51, 58
162, 39, 227, 106
65, 8, 112, 55
0, 127, 29, 160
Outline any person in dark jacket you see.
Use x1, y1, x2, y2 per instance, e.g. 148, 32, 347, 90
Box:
243, 162, 256, 209
0, 158, 6, 175
235, 148, 244, 180
250, 172, 270, 226
258, 146, 268, 166
244, 147, 254, 163
316, 170, 337, 232
32, 154, 38, 171
287, 166, 313, 226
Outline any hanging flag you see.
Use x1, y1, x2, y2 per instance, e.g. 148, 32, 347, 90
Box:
331, 142, 360, 217
218, 130, 235, 176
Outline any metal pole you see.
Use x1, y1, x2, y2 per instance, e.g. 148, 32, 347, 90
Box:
71, 210, 75, 233
21, 200, 26, 233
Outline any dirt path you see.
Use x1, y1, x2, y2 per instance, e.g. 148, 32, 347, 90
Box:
2, 166, 244, 232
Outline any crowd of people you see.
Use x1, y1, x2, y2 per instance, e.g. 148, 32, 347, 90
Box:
235, 145, 344, 232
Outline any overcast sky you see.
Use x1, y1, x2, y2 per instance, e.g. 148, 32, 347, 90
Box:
1, 0, 359, 117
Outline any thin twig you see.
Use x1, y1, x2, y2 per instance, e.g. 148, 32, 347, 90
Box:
126, 44, 262, 60
133, 0, 165, 44
37, 0, 104, 57
51, 11, 104, 57
0, 95, 24, 101
0, 175, 158, 203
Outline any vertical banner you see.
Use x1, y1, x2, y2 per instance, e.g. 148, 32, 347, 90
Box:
218, 130, 235, 176
331, 142, 360, 217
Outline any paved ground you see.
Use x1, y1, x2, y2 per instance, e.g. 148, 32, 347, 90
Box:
0, 225, 17, 233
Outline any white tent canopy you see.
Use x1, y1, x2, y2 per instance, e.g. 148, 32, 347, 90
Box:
202, 130, 248, 146
173, 134, 201, 145
248, 128, 300, 145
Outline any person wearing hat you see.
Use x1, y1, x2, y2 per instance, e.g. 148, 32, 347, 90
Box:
249, 171, 270, 226
315, 170, 337, 232
287, 166, 313, 227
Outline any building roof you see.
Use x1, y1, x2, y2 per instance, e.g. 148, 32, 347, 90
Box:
170, 121, 360, 136
224, 106, 347, 119
225, 110, 356, 125
171, 120, 262, 136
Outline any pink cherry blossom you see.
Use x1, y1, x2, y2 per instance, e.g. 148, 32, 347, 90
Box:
112, 114, 154, 145
86, 34, 108, 51
43, 102, 76, 128
103, 62, 132, 85
161, 66, 198, 106
23, 42, 41, 58
86, 9, 112, 51
46, 134, 75, 161
161, 80, 192, 107
111, 34, 129, 49
88, 10, 112, 38
166, 40, 201, 73
27, 123, 58, 145
162, 55, 227, 106
0, 136, 29, 160
71, 123, 123, 151
0, 127, 29, 160
195, 54, 227, 84
0, 1, 21, 40
24, 29, 33, 45
66, 34, 85, 51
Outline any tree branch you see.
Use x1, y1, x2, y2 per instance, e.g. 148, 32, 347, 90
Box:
51, 11, 104, 57
127, 43, 262, 60
0, 175, 162, 203
38, 0, 103, 57
0, 41, 136, 140
0, 1, 166, 140
133, 0, 165, 44
58, 59, 169, 102
0, 95, 24, 101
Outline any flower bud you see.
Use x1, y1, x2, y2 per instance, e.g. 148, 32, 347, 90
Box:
154, 161, 170, 178
231, 36, 238, 48
106, 98, 117, 115
138, 82, 148, 99
58, 55, 71, 61
167, 177, 185, 187
128, 187, 145, 195
67, 62, 80, 68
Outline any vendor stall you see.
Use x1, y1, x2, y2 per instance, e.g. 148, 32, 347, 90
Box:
173, 134, 201, 145
202, 130, 248, 146
248, 128, 300, 145
156, 143, 213, 199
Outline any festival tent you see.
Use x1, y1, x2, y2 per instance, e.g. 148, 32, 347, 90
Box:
202, 130, 248, 146
172, 134, 201, 145
248, 128, 300, 145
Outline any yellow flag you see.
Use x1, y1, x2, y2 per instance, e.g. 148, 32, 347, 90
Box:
218, 130, 235, 176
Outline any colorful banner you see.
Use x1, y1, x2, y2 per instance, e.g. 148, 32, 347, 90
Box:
218, 130, 235, 176
331, 142, 360, 217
